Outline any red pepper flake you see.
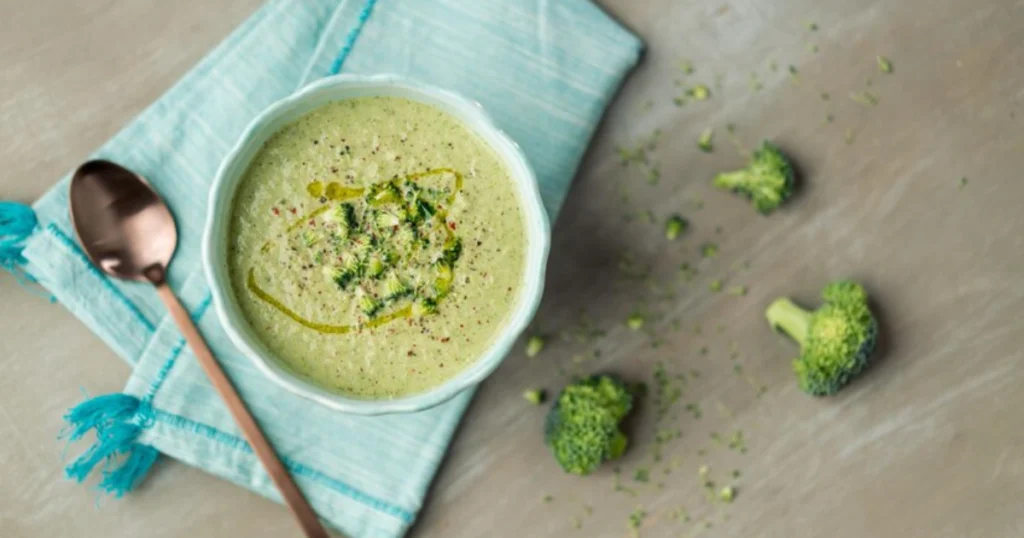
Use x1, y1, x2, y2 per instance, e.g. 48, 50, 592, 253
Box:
448, 221, 456, 230
440, 337, 451, 343
272, 207, 281, 216
289, 207, 297, 215
309, 219, 316, 226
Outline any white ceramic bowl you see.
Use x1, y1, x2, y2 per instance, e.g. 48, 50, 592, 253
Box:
202, 74, 550, 415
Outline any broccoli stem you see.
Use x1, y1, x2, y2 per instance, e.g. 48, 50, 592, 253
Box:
765, 298, 812, 346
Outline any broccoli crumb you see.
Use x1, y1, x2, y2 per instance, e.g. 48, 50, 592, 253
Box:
665, 215, 689, 240
698, 128, 714, 153
685, 403, 702, 419
542, 494, 554, 503
627, 313, 645, 330
634, 468, 650, 482
709, 279, 723, 292
958, 177, 969, 189
718, 486, 736, 503
845, 129, 856, 144
807, 43, 819, 54
700, 243, 718, 258
877, 56, 893, 74
728, 430, 747, 453
732, 469, 742, 479
821, 92, 830, 101
850, 90, 879, 106
680, 59, 695, 75
524, 389, 546, 405
687, 85, 711, 101
570, 515, 582, 530
627, 506, 647, 536
806, 21, 818, 31
727, 285, 748, 296
525, 335, 546, 357
788, 65, 800, 83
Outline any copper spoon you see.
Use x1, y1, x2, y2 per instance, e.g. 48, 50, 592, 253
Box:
69, 160, 329, 538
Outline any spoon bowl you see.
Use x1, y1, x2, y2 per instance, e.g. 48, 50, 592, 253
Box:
69, 160, 177, 283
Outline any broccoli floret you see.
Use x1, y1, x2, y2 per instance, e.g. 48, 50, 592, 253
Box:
408, 197, 436, 222
664, 215, 688, 240
380, 272, 412, 301
411, 295, 438, 317
301, 231, 321, 247
544, 374, 635, 475
366, 181, 401, 205
356, 287, 382, 318
713, 141, 795, 214
765, 280, 877, 396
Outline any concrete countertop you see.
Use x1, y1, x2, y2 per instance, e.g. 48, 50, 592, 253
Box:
2, 1, 1021, 537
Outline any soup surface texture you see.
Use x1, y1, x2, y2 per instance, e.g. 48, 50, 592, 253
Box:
228, 97, 526, 399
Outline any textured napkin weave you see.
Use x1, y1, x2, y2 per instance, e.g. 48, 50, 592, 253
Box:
12, 1, 641, 536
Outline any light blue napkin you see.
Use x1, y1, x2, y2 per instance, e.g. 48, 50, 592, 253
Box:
2, 1, 641, 536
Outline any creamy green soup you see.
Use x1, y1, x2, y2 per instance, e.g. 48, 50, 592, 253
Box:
228, 97, 526, 399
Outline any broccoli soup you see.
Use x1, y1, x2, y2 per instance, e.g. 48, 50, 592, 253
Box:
228, 97, 527, 399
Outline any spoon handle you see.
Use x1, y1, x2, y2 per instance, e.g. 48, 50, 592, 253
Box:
155, 283, 331, 538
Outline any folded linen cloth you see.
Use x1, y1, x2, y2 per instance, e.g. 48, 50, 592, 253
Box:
2, 1, 641, 536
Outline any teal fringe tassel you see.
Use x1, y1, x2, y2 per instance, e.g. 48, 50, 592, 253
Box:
62, 393, 160, 497
0, 201, 37, 267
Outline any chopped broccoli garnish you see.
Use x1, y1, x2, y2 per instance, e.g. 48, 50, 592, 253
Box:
327, 252, 362, 289
633, 468, 650, 482
627, 506, 647, 535
323, 203, 358, 236
374, 207, 408, 229
526, 335, 546, 357
664, 215, 688, 240
713, 141, 795, 214
806, 21, 818, 31
366, 181, 401, 205
877, 56, 893, 74
544, 374, 635, 475
408, 197, 436, 222
442, 236, 463, 266
380, 272, 411, 301
698, 128, 714, 153
365, 253, 387, 279
411, 295, 438, 317
524, 389, 546, 405
849, 90, 879, 106
701, 243, 718, 258
432, 262, 454, 297
356, 287, 382, 318
709, 279, 723, 292
765, 280, 878, 396
301, 231, 321, 247
626, 313, 645, 330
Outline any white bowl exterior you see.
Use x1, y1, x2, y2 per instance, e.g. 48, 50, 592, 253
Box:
202, 74, 550, 415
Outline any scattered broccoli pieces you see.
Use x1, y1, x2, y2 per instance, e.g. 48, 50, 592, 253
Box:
958, 176, 969, 189
626, 313, 645, 331
327, 252, 363, 289
718, 486, 736, 503
432, 261, 454, 297
380, 272, 411, 301
356, 287, 382, 318
524, 389, 546, 405
850, 90, 879, 106
877, 55, 893, 74
701, 243, 719, 258
709, 279, 723, 292
627, 506, 647, 536
727, 285, 748, 296
408, 197, 436, 222
687, 84, 711, 101
698, 128, 714, 153
544, 374, 635, 475
633, 468, 650, 482
526, 335, 547, 357
679, 59, 694, 74
713, 141, 795, 214
806, 21, 818, 31
765, 280, 878, 396
411, 295, 438, 317
664, 215, 688, 240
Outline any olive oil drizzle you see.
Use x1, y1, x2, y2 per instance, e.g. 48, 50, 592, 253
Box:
247, 168, 463, 333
